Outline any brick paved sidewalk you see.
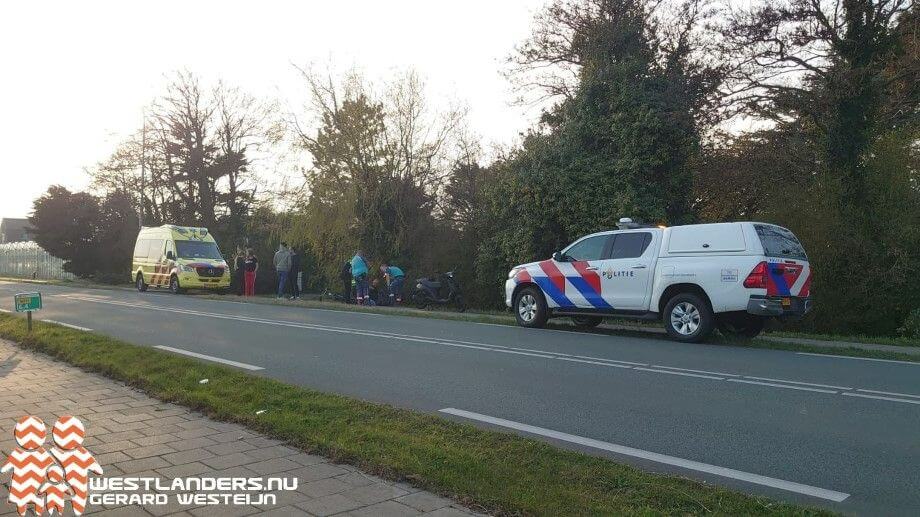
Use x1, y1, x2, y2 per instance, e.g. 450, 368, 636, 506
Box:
0, 339, 482, 517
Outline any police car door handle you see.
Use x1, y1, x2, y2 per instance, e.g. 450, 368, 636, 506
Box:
586, 266, 599, 271
630, 264, 647, 269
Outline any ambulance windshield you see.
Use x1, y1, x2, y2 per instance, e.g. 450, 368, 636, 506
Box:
177, 241, 223, 260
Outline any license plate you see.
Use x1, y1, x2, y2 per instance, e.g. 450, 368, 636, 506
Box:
781, 297, 791, 308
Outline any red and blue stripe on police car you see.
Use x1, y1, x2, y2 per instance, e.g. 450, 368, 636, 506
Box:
515, 260, 612, 309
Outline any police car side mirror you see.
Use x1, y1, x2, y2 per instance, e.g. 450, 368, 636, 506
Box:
552, 251, 564, 262
166, 251, 175, 261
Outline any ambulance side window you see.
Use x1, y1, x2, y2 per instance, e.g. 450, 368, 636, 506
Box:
165, 240, 176, 260
147, 239, 165, 260
133, 239, 149, 258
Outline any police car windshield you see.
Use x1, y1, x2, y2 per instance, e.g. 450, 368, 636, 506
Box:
177, 241, 223, 260
754, 224, 807, 260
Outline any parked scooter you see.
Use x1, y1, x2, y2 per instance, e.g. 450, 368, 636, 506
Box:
410, 271, 465, 312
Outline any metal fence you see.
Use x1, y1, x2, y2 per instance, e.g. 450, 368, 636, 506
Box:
0, 241, 75, 280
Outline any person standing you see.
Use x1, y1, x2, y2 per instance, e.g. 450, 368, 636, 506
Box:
234, 247, 245, 296
339, 260, 352, 303
273, 243, 292, 299
350, 250, 369, 305
288, 246, 301, 300
243, 248, 258, 296
380, 263, 405, 303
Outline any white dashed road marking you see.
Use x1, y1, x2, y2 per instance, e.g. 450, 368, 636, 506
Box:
154, 345, 264, 371
439, 407, 851, 502
42, 320, 93, 331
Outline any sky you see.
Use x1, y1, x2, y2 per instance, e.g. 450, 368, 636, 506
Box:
0, 0, 550, 219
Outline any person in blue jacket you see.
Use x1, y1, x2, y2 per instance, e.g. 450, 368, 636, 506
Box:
380, 263, 405, 303
350, 250, 370, 304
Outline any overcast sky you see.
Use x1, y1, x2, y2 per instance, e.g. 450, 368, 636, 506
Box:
0, 0, 549, 219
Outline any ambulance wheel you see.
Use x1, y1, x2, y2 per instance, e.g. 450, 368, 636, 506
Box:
663, 293, 714, 343
571, 316, 603, 328
136, 273, 147, 292
514, 286, 548, 328
169, 275, 183, 294
717, 313, 765, 340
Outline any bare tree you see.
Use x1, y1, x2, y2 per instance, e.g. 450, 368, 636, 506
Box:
89, 71, 270, 237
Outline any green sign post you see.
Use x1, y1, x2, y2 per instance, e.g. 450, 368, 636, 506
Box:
14, 292, 42, 332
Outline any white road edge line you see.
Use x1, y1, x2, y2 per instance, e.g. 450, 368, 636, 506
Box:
634, 367, 724, 380
842, 392, 920, 405
796, 352, 919, 366
742, 375, 851, 391
727, 379, 838, 394
556, 357, 634, 369
153, 345, 264, 371
650, 364, 738, 377
42, 320, 93, 332
856, 388, 920, 399
439, 408, 850, 502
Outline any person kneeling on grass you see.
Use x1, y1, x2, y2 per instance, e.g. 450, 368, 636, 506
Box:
380, 263, 405, 303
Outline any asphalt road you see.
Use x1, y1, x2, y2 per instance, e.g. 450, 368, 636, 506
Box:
2, 281, 918, 516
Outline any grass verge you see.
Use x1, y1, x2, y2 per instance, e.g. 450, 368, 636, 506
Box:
0, 313, 829, 516
739, 338, 920, 362
764, 330, 919, 348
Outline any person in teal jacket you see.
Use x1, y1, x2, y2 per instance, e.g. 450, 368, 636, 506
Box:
380, 263, 405, 303
351, 250, 370, 304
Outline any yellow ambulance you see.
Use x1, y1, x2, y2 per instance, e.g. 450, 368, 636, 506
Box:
132, 225, 231, 293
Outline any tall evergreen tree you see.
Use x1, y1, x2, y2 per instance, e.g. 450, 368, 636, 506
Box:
478, 0, 724, 278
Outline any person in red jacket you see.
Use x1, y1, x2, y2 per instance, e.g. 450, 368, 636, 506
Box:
244, 248, 259, 296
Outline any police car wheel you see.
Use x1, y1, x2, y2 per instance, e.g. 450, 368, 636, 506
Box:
664, 293, 713, 343
136, 273, 147, 292
717, 313, 765, 340
514, 287, 548, 328
571, 316, 603, 328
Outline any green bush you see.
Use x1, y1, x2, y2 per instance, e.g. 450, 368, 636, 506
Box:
92, 271, 131, 285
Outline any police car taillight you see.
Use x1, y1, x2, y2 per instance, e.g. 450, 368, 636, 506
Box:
743, 262, 768, 289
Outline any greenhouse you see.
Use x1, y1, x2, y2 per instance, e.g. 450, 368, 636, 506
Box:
0, 241, 74, 280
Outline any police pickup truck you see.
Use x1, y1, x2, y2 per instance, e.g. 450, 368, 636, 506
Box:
505, 219, 811, 342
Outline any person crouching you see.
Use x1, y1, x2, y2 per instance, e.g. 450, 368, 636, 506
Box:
380, 263, 405, 304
